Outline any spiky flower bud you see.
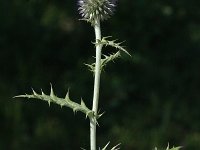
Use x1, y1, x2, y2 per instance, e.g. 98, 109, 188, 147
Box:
78, 0, 117, 24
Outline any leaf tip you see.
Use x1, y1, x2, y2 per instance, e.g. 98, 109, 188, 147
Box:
31, 88, 37, 95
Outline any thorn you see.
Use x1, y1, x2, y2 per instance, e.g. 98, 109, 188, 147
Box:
102, 141, 110, 150
60, 104, 64, 108
96, 120, 100, 127
48, 100, 51, 107
91, 41, 96, 45
102, 54, 107, 58
65, 88, 70, 100
50, 83, 55, 97
13, 95, 23, 98
85, 111, 93, 119
97, 111, 105, 119
81, 98, 86, 107
111, 143, 121, 150
166, 143, 170, 150
86, 111, 91, 119
104, 36, 112, 39
41, 89, 45, 96
91, 116, 100, 126
31, 88, 37, 95
73, 108, 78, 114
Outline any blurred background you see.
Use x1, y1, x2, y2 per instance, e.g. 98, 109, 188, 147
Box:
0, 0, 200, 149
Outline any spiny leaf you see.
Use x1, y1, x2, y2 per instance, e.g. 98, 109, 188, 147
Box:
96, 36, 131, 56
84, 63, 95, 73
14, 86, 94, 119
85, 51, 121, 73
101, 51, 121, 69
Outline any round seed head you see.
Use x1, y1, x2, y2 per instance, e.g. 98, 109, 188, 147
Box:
78, 0, 117, 23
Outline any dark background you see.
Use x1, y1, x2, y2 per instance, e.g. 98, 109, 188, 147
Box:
0, 0, 200, 149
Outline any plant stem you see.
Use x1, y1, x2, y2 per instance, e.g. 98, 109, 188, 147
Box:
90, 18, 102, 150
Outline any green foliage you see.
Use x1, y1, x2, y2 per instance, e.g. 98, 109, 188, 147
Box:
14, 85, 94, 119
97, 36, 131, 56
86, 36, 130, 73
101, 51, 121, 70
86, 51, 121, 72
1, 0, 200, 149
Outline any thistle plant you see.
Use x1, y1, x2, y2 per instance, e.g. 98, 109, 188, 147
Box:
14, 0, 181, 150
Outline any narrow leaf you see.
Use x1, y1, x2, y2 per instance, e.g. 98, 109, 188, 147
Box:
14, 86, 95, 119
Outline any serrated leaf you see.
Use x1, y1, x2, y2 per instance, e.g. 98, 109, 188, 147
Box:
86, 51, 121, 73
96, 36, 131, 56
101, 51, 121, 69
84, 63, 95, 73
14, 86, 94, 119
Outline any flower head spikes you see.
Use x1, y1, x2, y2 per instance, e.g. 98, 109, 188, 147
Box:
78, 0, 117, 24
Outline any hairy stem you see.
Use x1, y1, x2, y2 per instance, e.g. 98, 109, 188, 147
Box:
90, 18, 102, 150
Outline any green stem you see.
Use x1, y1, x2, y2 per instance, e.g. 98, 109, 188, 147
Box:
90, 18, 102, 150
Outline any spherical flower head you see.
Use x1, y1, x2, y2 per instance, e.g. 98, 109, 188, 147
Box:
78, 0, 117, 24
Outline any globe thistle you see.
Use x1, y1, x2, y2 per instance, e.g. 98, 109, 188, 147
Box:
78, 0, 117, 24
